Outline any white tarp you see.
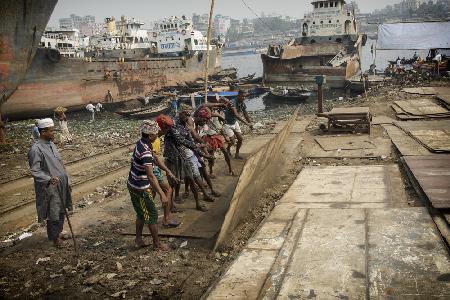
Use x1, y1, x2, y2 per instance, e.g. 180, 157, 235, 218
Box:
377, 22, 450, 50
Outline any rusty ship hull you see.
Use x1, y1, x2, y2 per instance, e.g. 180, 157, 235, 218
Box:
262, 36, 362, 89
3, 48, 221, 119
0, 0, 58, 102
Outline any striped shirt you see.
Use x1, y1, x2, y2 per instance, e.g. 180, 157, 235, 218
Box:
127, 138, 155, 190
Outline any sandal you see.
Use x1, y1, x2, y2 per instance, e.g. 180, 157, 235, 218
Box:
163, 220, 181, 228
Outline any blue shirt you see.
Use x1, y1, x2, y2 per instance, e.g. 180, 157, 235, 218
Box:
127, 139, 155, 190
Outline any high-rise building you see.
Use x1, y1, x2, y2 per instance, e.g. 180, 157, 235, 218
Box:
59, 14, 95, 30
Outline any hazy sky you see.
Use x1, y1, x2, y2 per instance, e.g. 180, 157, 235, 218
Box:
48, 0, 402, 27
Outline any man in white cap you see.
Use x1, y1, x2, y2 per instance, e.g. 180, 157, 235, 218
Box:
28, 118, 72, 248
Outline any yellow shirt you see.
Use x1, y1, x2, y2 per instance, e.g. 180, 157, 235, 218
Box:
152, 137, 161, 155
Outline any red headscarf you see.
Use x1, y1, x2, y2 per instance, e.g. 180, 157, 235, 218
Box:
195, 107, 211, 119
156, 114, 174, 128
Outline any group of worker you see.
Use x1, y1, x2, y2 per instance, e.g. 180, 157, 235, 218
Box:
28, 90, 253, 250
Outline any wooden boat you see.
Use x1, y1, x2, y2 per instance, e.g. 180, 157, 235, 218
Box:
347, 74, 387, 93
210, 67, 237, 80
268, 87, 312, 100
129, 103, 170, 119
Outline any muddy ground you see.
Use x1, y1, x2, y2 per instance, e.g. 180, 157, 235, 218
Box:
0, 78, 448, 299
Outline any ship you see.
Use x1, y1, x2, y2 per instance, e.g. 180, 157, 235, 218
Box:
261, 0, 366, 88
0, 0, 58, 106
2, 15, 222, 120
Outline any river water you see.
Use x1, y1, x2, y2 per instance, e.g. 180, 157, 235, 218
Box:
221, 38, 425, 112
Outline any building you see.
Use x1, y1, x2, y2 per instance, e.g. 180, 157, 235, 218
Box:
59, 14, 95, 30
214, 14, 231, 37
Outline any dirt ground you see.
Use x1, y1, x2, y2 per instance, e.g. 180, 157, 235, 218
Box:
0, 78, 449, 299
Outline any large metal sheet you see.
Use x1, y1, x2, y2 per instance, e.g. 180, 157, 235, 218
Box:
314, 135, 376, 151
382, 124, 431, 156
307, 137, 391, 158
395, 120, 450, 153
402, 87, 450, 95
403, 155, 450, 208
394, 99, 450, 116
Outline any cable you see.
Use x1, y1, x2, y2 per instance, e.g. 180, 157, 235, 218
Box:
240, 0, 276, 31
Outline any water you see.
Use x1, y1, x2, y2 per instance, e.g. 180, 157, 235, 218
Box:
221, 39, 426, 112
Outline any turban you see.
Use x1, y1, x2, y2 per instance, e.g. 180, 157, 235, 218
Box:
140, 120, 159, 135
156, 114, 174, 128
195, 107, 211, 119
37, 118, 54, 129
180, 103, 193, 113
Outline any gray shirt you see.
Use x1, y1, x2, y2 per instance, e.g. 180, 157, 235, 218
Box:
28, 140, 72, 222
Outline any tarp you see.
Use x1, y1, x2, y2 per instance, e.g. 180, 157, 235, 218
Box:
377, 22, 450, 50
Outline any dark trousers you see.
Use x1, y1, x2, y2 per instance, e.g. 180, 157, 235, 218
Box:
47, 213, 65, 241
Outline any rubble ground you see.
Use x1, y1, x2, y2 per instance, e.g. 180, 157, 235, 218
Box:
0, 78, 449, 299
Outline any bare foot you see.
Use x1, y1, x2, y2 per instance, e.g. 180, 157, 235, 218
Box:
154, 243, 169, 251
134, 238, 148, 248
211, 190, 221, 197
53, 238, 66, 248
234, 154, 244, 160
196, 204, 209, 212
203, 194, 215, 202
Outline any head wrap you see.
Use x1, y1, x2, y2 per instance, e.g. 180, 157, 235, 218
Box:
156, 114, 174, 128
140, 120, 159, 135
38, 118, 54, 129
180, 103, 193, 113
54, 106, 67, 113
195, 107, 211, 119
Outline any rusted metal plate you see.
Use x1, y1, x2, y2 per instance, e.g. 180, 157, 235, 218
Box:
372, 115, 395, 125
382, 124, 431, 156
394, 99, 450, 116
395, 120, 450, 153
402, 87, 450, 95
403, 155, 450, 208
314, 135, 376, 151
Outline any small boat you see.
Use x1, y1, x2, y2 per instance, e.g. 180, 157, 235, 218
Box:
268, 87, 312, 100
246, 86, 270, 97
129, 103, 170, 119
347, 74, 387, 93
210, 67, 237, 80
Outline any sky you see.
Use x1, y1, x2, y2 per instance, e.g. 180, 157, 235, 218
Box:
48, 0, 403, 27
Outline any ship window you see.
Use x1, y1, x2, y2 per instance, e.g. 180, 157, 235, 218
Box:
330, 2, 333, 7
194, 39, 199, 45
314, 3, 318, 8
320, 21, 323, 24
175, 24, 178, 28
329, 20, 332, 23
335, 1, 338, 7
325, 2, 328, 7
140, 37, 143, 43
48, 42, 51, 47
337, 20, 340, 22
313, 22, 316, 24
320, 3, 323, 8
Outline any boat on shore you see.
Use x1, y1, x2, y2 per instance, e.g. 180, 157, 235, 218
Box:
2, 15, 222, 120
129, 103, 170, 119
268, 87, 312, 100
261, 0, 366, 89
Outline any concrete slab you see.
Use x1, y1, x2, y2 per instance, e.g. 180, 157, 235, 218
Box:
206, 249, 278, 299
276, 209, 366, 299
280, 165, 408, 207
247, 221, 289, 250
239, 135, 273, 154
368, 208, 450, 298
307, 137, 391, 158
271, 120, 310, 134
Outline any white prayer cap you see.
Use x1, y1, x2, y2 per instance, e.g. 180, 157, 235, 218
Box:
140, 120, 159, 135
37, 118, 54, 129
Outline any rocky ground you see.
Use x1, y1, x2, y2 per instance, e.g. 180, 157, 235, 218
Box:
0, 76, 449, 299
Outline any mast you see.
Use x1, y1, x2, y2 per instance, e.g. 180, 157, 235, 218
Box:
203, 0, 216, 104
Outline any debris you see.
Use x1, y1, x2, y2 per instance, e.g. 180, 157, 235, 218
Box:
93, 241, 104, 247
18, 232, 33, 240
84, 274, 104, 285
81, 287, 94, 293
149, 278, 162, 285
106, 273, 117, 280
116, 262, 123, 272
50, 274, 62, 279
180, 241, 188, 248
111, 290, 127, 298
13, 193, 22, 196
35, 257, 51, 265
125, 280, 139, 289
